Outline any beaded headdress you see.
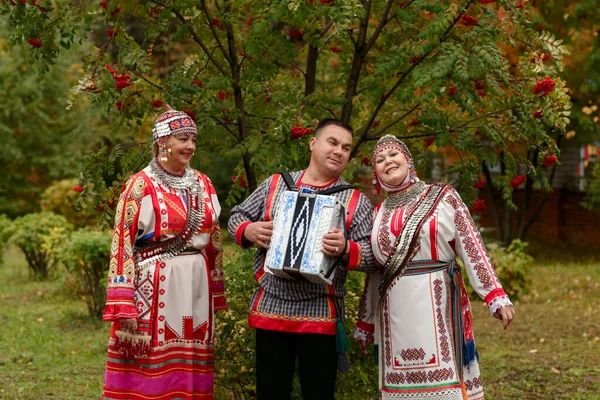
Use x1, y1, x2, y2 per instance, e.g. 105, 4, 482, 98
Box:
152, 106, 197, 142
371, 134, 418, 193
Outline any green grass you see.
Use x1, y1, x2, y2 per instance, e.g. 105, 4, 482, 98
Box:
0, 247, 108, 399
471, 252, 600, 399
0, 245, 599, 399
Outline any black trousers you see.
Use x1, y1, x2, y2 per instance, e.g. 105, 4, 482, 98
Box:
256, 328, 338, 400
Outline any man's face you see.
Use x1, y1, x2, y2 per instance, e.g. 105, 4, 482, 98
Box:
309, 125, 353, 177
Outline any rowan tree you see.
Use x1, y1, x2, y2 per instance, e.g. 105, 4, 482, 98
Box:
1, 0, 572, 230
1, 1, 578, 396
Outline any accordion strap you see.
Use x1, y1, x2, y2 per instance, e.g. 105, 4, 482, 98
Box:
279, 171, 298, 191
278, 172, 354, 195
319, 184, 354, 195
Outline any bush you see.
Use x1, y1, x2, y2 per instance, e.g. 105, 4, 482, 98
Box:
214, 251, 257, 399
487, 239, 533, 301
40, 179, 95, 228
583, 163, 600, 213
10, 212, 73, 279
214, 251, 378, 399
336, 270, 379, 400
0, 214, 14, 265
58, 228, 111, 319
463, 239, 533, 302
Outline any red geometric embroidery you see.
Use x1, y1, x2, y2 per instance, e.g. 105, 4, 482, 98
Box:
446, 193, 498, 289
164, 317, 210, 344
400, 348, 426, 361
384, 297, 393, 368
465, 376, 482, 391
386, 368, 455, 385
379, 208, 393, 255
434, 279, 452, 363
427, 368, 454, 382
405, 371, 427, 384
386, 372, 405, 385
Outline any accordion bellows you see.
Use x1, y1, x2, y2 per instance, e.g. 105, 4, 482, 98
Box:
265, 191, 346, 285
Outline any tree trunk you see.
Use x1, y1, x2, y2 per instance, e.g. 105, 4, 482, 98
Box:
305, 45, 318, 96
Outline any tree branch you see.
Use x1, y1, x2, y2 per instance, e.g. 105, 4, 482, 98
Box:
128, 69, 163, 91
350, 0, 475, 156
319, 19, 335, 38
306, 103, 338, 119
363, 0, 396, 54
200, 0, 233, 64
362, 132, 436, 142
366, 103, 421, 140
340, 0, 372, 123
245, 113, 276, 121
150, 0, 231, 78
288, 62, 307, 76
210, 116, 239, 140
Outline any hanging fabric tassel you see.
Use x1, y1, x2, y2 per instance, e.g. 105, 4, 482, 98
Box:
335, 316, 350, 373
115, 330, 151, 358
463, 338, 479, 367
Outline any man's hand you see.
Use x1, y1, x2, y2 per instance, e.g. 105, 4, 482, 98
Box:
493, 305, 515, 330
119, 318, 138, 331
322, 228, 348, 259
243, 221, 274, 249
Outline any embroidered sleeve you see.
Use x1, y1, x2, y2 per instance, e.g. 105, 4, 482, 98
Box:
204, 176, 227, 312
103, 175, 149, 321
227, 177, 271, 249
355, 269, 381, 341
346, 192, 378, 272
444, 188, 513, 316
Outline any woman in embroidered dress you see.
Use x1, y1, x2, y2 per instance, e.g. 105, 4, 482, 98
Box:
355, 135, 515, 400
101, 107, 226, 400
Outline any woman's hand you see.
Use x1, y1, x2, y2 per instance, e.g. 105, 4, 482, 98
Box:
243, 221, 273, 249
119, 318, 138, 331
493, 305, 515, 330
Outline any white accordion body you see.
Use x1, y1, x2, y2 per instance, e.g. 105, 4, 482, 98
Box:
265, 190, 347, 285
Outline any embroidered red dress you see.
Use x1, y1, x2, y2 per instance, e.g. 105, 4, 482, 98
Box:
356, 184, 512, 400
102, 164, 226, 400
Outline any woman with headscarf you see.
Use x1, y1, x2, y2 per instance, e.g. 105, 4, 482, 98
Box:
101, 107, 226, 400
355, 135, 515, 400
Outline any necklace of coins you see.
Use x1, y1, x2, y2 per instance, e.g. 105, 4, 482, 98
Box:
150, 158, 197, 191
383, 180, 426, 210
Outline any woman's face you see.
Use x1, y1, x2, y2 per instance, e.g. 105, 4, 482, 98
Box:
164, 133, 197, 171
374, 147, 409, 186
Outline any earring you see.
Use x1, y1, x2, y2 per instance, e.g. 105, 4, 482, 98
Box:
372, 177, 381, 195
159, 140, 170, 162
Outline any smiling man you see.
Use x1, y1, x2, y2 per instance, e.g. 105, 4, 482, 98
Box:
228, 119, 377, 400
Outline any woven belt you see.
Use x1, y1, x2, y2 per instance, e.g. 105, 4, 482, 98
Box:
401, 259, 470, 383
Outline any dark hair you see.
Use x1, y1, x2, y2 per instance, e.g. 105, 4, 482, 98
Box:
314, 118, 354, 137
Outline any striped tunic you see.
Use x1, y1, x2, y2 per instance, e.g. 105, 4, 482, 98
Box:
228, 170, 378, 335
